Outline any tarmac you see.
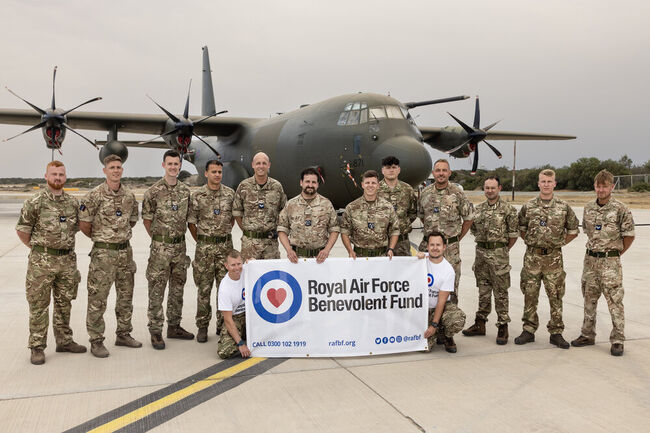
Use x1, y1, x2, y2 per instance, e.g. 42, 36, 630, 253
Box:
0, 196, 649, 433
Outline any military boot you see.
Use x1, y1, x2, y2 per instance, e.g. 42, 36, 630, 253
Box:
611, 343, 624, 356
444, 336, 457, 353
496, 324, 509, 345
514, 330, 535, 345
549, 334, 570, 349
197, 327, 208, 343
115, 334, 142, 348
151, 333, 165, 350
462, 319, 486, 337
571, 335, 595, 347
91, 341, 109, 358
56, 341, 87, 353
30, 348, 45, 365
167, 325, 194, 340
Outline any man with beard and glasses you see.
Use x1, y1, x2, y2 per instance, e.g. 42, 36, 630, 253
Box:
278, 167, 339, 263
16, 160, 86, 365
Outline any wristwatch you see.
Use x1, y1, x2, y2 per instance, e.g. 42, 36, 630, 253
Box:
429, 322, 439, 328
237, 339, 246, 346
387, 247, 394, 253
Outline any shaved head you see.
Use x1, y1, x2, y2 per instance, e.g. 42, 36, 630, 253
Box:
252, 151, 271, 181
252, 152, 270, 164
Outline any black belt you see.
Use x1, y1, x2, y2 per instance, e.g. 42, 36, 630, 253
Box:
197, 234, 232, 244
32, 245, 71, 256
397, 233, 409, 242
587, 249, 620, 258
152, 234, 185, 244
528, 246, 559, 255
291, 245, 322, 258
94, 241, 129, 250
243, 229, 278, 240
354, 246, 386, 257
477, 241, 507, 249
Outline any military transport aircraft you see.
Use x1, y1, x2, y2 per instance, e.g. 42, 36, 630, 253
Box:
0, 47, 574, 209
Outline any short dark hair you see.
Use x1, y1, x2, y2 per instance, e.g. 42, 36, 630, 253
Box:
484, 176, 501, 186
103, 155, 122, 166
205, 159, 223, 171
362, 170, 379, 180
300, 167, 320, 181
427, 231, 447, 244
381, 156, 400, 167
163, 150, 181, 162
227, 249, 242, 260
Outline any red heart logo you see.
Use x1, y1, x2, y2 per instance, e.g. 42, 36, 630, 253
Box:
267, 288, 287, 308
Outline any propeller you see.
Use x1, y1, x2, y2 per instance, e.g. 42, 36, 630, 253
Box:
3, 66, 102, 153
445, 96, 502, 175
140, 80, 227, 159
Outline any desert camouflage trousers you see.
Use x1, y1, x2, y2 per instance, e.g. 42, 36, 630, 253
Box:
218, 313, 246, 359
394, 238, 413, 257
426, 303, 466, 350
473, 247, 511, 326
146, 241, 190, 334
87, 246, 136, 343
419, 239, 461, 302
193, 241, 232, 330
241, 236, 280, 261
520, 249, 566, 334
581, 254, 625, 344
25, 251, 81, 349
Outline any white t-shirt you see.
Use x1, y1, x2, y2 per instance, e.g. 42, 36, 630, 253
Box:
425, 257, 455, 309
218, 273, 246, 316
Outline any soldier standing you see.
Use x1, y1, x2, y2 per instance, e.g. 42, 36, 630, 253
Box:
188, 160, 235, 343
463, 177, 518, 345
341, 170, 399, 259
16, 160, 86, 365
571, 170, 635, 356
278, 167, 339, 263
143, 150, 193, 350
233, 152, 287, 261
417, 159, 474, 301
378, 156, 417, 256
217, 250, 250, 359
515, 169, 579, 349
79, 155, 141, 358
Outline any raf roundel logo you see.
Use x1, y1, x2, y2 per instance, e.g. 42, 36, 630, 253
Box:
427, 273, 434, 287
241, 287, 246, 301
252, 270, 302, 324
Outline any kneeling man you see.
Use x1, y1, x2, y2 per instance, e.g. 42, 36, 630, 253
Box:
418, 232, 466, 353
217, 250, 250, 359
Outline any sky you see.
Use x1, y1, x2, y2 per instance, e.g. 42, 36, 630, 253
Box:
0, 0, 648, 178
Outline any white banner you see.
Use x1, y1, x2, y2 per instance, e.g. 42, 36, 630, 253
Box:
244, 257, 428, 357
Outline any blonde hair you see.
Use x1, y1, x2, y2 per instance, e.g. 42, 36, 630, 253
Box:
539, 169, 555, 178
594, 169, 614, 185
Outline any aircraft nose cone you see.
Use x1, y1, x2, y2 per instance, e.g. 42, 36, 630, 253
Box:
373, 136, 432, 186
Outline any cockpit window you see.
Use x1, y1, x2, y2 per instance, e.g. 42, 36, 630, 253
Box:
337, 102, 403, 126
386, 105, 404, 119
369, 106, 386, 120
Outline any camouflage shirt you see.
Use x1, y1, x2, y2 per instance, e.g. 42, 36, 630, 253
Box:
16, 189, 79, 249
518, 196, 579, 248
79, 182, 138, 243
583, 198, 635, 252
232, 176, 287, 232
341, 196, 399, 249
277, 193, 340, 249
471, 197, 519, 243
418, 183, 474, 238
188, 184, 235, 237
142, 178, 191, 238
378, 179, 417, 235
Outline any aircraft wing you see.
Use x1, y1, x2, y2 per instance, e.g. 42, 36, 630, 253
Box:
419, 126, 575, 142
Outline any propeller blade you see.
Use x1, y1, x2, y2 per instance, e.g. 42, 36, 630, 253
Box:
471, 142, 479, 174
483, 140, 503, 159
447, 112, 475, 135
61, 97, 103, 116
192, 133, 221, 157
137, 128, 180, 145
183, 80, 192, 119
473, 97, 480, 129
51, 66, 57, 110
3, 120, 48, 142
444, 138, 472, 155
482, 120, 501, 132
5, 87, 46, 115
194, 109, 228, 125
146, 95, 180, 123
62, 123, 98, 149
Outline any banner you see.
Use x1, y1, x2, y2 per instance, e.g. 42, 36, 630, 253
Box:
244, 257, 428, 357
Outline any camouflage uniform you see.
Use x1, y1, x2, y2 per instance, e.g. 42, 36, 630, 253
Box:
427, 304, 466, 349
80, 182, 138, 343
470, 197, 519, 326
217, 313, 246, 359
188, 184, 235, 331
16, 189, 81, 349
418, 183, 474, 296
580, 198, 635, 344
232, 176, 286, 261
378, 179, 417, 256
518, 197, 579, 334
340, 196, 399, 257
277, 193, 339, 257
142, 178, 191, 334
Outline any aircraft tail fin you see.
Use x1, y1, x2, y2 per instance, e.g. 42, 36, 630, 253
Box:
201, 46, 216, 116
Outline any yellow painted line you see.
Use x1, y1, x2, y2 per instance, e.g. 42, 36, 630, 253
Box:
89, 357, 266, 433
